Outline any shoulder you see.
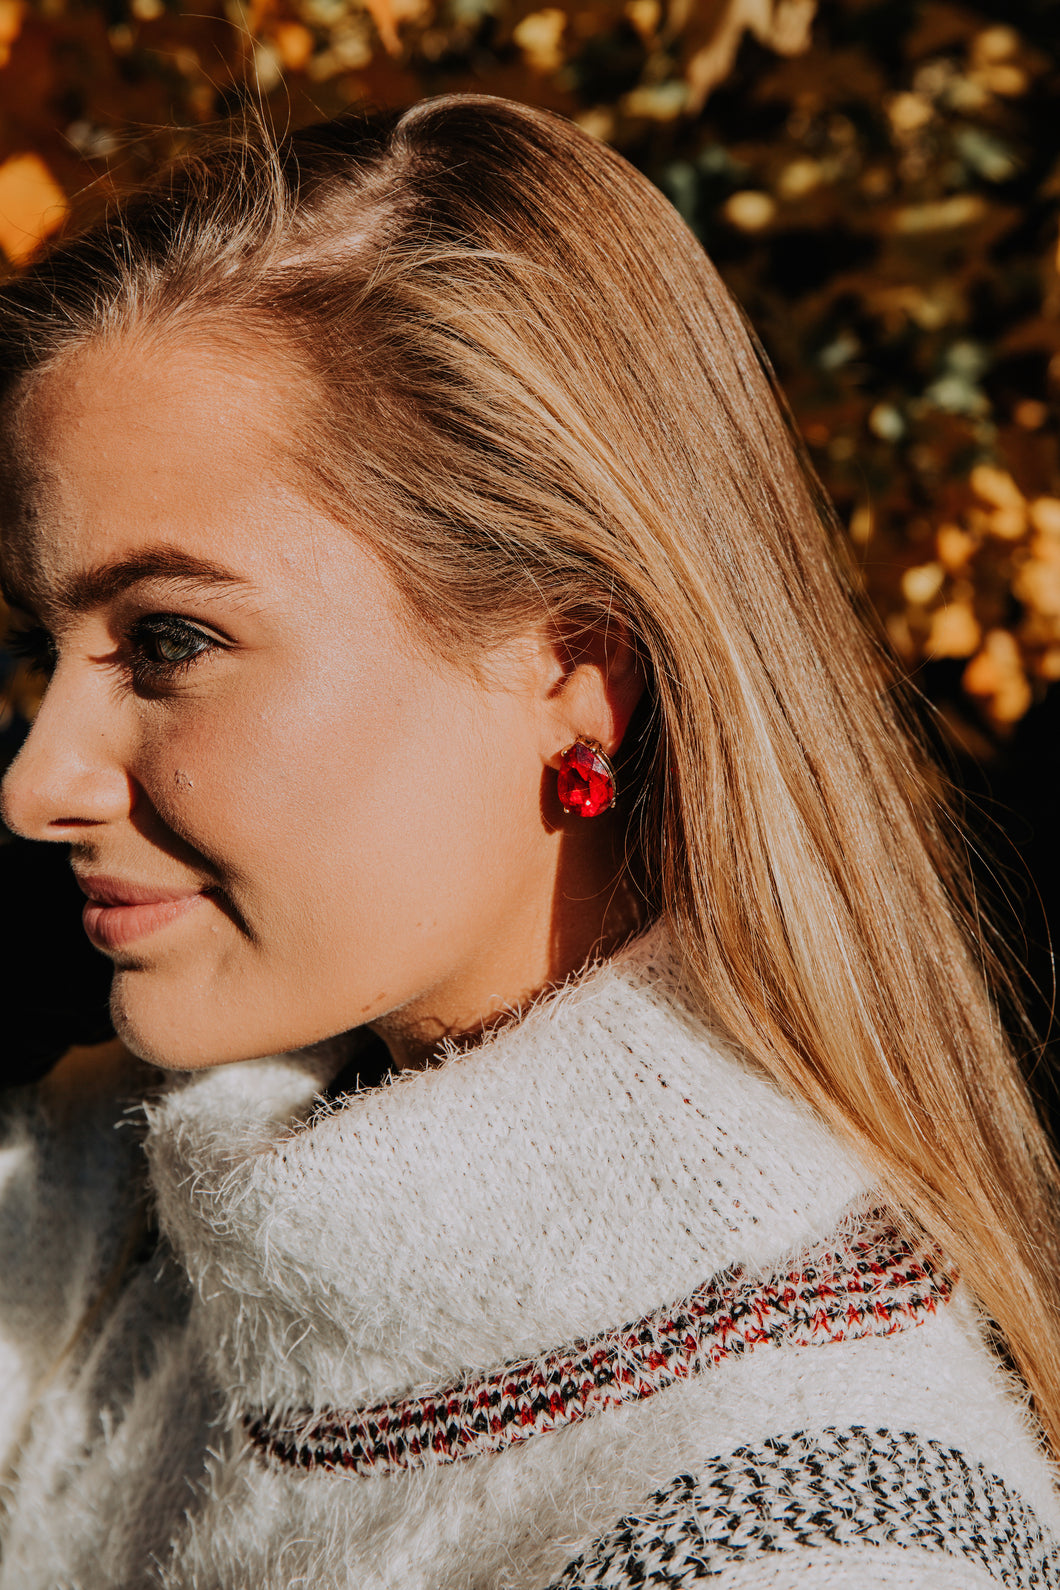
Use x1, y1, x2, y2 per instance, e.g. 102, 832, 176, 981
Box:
0, 1042, 157, 1464
537, 1203, 1060, 1590
1, 1038, 155, 1210
548, 1425, 1058, 1588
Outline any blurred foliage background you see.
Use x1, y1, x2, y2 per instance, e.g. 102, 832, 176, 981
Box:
1, 0, 1060, 1079
2, 0, 1059, 740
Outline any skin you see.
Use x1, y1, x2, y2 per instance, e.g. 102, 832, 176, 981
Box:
0, 336, 644, 1072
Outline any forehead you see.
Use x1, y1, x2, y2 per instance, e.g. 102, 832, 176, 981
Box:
0, 334, 310, 612
12, 331, 284, 489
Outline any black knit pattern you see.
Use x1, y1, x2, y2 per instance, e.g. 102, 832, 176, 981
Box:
548, 1427, 1060, 1587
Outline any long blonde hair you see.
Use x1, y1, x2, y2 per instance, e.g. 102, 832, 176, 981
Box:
3, 95, 1059, 1453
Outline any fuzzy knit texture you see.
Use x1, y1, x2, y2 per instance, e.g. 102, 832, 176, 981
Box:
1, 926, 1059, 1589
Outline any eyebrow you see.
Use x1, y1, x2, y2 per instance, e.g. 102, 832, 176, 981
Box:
1, 546, 254, 617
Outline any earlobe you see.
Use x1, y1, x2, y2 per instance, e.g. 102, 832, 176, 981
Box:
557, 737, 618, 818
544, 614, 646, 765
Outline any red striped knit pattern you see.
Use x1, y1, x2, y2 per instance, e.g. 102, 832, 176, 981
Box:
245, 1208, 953, 1477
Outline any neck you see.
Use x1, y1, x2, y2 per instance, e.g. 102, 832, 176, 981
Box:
371, 850, 646, 1072
144, 925, 871, 1416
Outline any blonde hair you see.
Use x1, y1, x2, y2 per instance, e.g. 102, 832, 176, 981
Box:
3, 95, 1059, 1454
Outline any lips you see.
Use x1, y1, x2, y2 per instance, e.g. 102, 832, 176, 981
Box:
75, 874, 211, 952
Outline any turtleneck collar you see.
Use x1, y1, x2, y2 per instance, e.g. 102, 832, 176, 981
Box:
143, 928, 871, 1419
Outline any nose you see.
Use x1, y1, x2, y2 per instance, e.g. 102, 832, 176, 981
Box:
1, 663, 133, 841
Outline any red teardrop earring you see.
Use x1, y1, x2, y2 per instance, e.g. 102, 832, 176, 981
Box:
556, 737, 618, 818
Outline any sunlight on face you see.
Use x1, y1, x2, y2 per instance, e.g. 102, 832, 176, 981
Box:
0, 338, 586, 1069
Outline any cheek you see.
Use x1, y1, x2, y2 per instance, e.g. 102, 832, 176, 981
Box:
130, 666, 546, 953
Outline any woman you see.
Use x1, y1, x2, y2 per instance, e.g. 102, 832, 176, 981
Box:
0, 95, 1058, 1588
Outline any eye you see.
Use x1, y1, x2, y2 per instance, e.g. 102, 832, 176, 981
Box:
128, 614, 220, 682
4, 621, 57, 678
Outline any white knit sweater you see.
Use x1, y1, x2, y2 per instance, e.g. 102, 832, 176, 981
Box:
1, 929, 1058, 1589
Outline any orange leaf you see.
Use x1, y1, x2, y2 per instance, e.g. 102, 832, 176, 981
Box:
0, 153, 67, 265
0, 0, 24, 67
363, 0, 400, 56
272, 20, 313, 71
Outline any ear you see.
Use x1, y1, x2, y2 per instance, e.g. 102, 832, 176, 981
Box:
539, 615, 646, 765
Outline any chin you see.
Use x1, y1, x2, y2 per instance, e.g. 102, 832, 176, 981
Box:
109, 966, 333, 1071
110, 973, 249, 1071
112, 1007, 222, 1071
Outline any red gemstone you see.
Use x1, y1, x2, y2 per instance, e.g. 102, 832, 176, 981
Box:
557, 740, 615, 817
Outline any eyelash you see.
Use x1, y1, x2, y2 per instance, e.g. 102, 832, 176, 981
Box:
4, 614, 221, 689
5, 622, 56, 676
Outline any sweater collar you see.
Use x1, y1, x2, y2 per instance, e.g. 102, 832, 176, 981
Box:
144, 928, 871, 1415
